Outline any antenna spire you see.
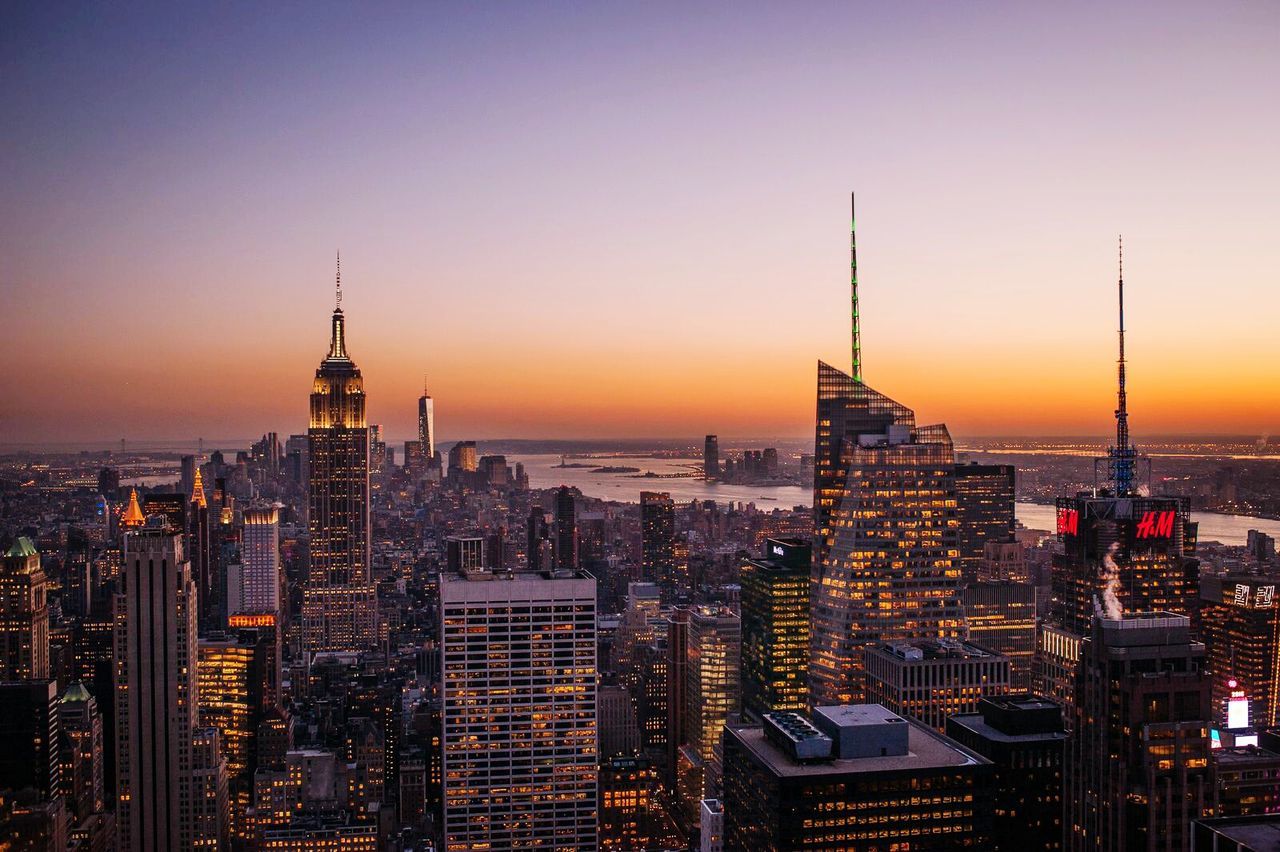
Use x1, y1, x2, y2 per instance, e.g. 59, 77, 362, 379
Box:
327, 251, 348, 360
850, 192, 862, 383
1108, 235, 1136, 495
335, 250, 342, 311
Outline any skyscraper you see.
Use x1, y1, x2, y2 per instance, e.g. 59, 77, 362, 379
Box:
115, 517, 227, 851
447, 441, 478, 476
954, 462, 1016, 582
640, 491, 676, 593
527, 505, 552, 570
810, 195, 963, 706
303, 260, 376, 653
555, 484, 579, 569
439, 565, 598, 850
1037, 247, 1200, 707
598, 757, 683, 851
1200, 572, 1280, 730
740, 538, 810, 719
58, 682, 106, 821
963, 580, 1038, 691
811, 196, 916, 573
685, 605, 740, 796
1, 537, 49, 680
418, 376, 435, 460
1066, 612, 1211, 851
0, 679, 61, 800
238, 505, 281, 616
188, 468, 216, 631
198, 627, 276, 843
703, 435, 719, 481
810, 422, 964, 705
666, 606, 691, 788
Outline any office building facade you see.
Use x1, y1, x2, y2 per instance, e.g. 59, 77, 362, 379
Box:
722, 704, 994, 849
239, 505, 281, 616
704, 435, 719, 481
740, 537, 810, 719
954, 463, 1016, 582
810, 422, 964, 705
439, 567, 598, 850
1, 537, 49, 680
865, 639, 1011, 732
1201, 573, 1280, 730
115, 520, 227, 850
963, 581, 1038, 691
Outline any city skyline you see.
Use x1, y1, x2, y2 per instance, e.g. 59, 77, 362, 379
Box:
4, 3, 1279, 443
6, 6, 1280, 851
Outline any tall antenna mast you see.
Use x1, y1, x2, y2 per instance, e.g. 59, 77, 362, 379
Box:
335, 250, 342, 311
850, 192, 862, 383
1108, 235, 1136, 495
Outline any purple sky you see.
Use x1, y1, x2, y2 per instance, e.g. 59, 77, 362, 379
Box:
3, 3, 1278, 444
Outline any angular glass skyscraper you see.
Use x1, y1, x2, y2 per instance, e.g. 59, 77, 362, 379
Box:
809, 196, 963, 706
303, 267, 376, 653
812, 361, 915, 571
418, 378, 434, 460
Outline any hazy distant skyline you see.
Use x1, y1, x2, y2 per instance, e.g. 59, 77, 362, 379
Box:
3, 3, 1278, 443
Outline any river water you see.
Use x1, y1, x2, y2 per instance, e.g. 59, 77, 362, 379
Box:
509, 453, 1280, 546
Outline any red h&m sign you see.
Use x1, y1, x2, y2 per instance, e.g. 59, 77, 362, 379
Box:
1134, 510, 1176, 540
1057, 508, 1079, 535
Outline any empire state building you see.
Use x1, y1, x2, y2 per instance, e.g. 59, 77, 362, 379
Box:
302, 259, 376, 652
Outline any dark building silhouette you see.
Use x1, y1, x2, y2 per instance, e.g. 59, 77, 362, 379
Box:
116, 519, 227, 850
947, 694, 1067, 851
0, 679, 61, 799
527, 505, 552, 570
555, 485, 578, 569
1066, 613, 1211, 851
704, 435, 719, 481
418, 379, 435, 459
640, 491, 675, 594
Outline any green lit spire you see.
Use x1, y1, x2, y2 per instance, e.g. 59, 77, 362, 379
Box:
850, 192, 862, 383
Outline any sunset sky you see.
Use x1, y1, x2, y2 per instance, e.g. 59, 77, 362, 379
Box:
3, 3, 1278, 445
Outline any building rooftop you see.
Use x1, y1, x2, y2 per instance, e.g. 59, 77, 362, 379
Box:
1096, 611, 1196, 648
874, 638, 1001, 662
728, 712, 987, 779
60, 681, 93, 704
1212, 745, 1280, 767
5, 537, 37, 558
948, 694, 1068, 745
1195, 815, 1280, 847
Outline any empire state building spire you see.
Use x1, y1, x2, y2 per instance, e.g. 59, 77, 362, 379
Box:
327, 251, 349, 361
